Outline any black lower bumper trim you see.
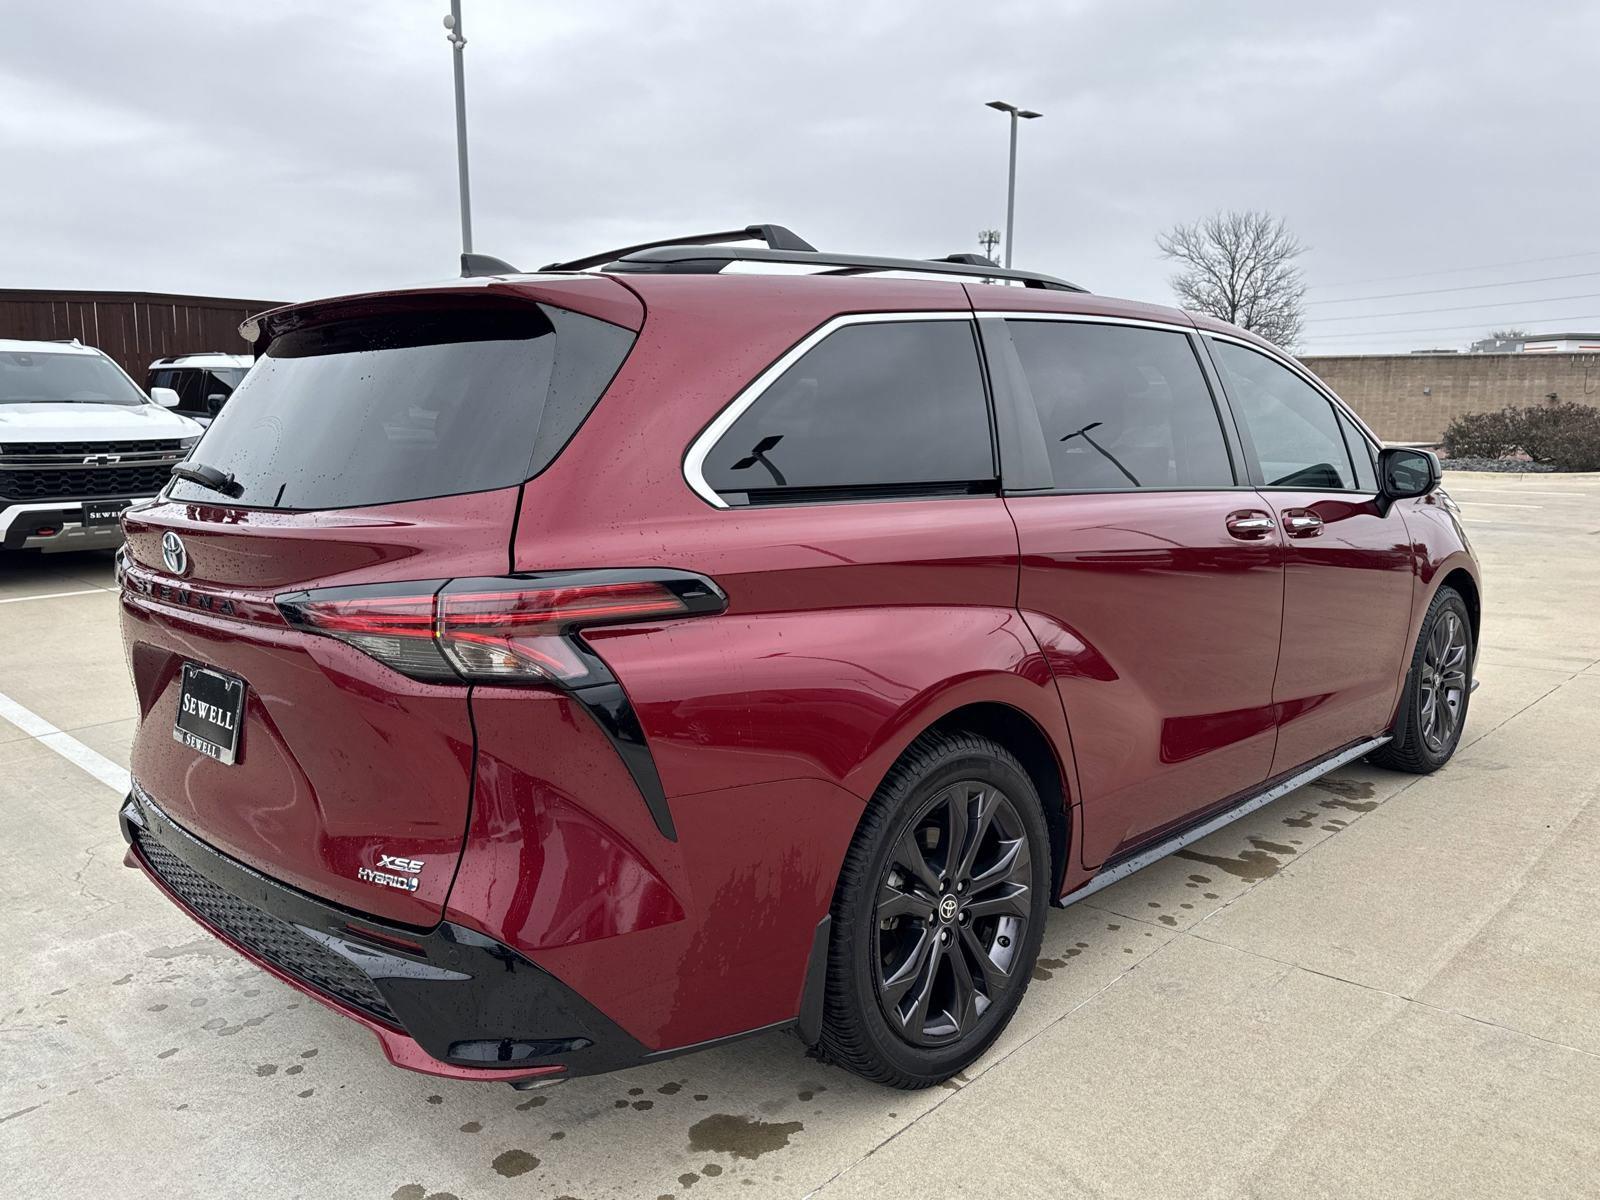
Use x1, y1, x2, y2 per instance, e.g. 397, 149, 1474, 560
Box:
120, 787, 655, 1077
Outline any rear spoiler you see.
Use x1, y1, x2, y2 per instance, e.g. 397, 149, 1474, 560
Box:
239, 279, 644, 348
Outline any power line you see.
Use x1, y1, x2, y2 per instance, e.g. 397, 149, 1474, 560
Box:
1307, 290, 1600, 324
1309, 248, 1600, 291
1301, 312, 1600, 341
1304, 269, 1600, 306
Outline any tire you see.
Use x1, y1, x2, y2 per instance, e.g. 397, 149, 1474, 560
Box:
816, 729, 1051, 1088
1369, 586, 1473, 774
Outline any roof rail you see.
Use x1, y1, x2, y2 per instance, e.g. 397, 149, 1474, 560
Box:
606, 245, 1084, 292
149, 351, 240, 364
539, 224, 816, 273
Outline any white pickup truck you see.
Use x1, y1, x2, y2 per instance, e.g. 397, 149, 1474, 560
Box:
0, 338, 203, 553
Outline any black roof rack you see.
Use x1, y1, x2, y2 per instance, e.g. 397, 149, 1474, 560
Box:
460, 223, 1084, 291
606, 245, 1084, 291
149, 351, 244, 365
539, 224, 816, 274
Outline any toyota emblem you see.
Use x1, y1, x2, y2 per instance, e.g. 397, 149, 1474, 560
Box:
161, 530, 188, 575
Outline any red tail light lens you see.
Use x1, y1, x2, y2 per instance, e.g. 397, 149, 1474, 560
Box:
278, 570, 725, 687
282, 587, 456, 682
438, 580, 692, 683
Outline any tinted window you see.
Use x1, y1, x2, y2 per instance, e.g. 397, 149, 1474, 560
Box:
199, 368, 247, 415
1006, 321, 1233, 491
152, 368, 205, 413
1, 351, 146, 407
1336, 408, 1378, 491
1211, 341, 1354, 489
701, 320, 994, 503
167, 304, 634, 510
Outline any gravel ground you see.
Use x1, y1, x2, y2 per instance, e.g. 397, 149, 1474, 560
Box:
1442, 456, 1561, 473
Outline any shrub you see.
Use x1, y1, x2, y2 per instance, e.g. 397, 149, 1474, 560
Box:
1443, 398, 1600, 471
1517, 400, 1600, 470
1442, 407, 1521, 459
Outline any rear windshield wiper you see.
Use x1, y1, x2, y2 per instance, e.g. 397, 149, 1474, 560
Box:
170, 461, 243, 499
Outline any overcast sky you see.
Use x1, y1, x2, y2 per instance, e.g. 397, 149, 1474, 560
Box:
4, 0, 1597, 353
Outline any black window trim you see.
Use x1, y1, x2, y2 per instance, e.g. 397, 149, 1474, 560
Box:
1202, 331, 1383, 497
975, 310, 1252, 498
682, 311, 1001, 510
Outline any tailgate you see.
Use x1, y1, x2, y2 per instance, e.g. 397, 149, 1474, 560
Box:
118, 280, 642, 926
121, 493, 517, 926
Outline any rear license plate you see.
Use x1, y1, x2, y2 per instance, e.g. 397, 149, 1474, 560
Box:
173, 663, 246, 765
82, 500, 130, 526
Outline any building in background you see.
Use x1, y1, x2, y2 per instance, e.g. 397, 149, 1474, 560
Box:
0, 290, 283, 382
1302, 348, 1600, 442
1519, 331, 1600, 353
1468, 330, 1600, 354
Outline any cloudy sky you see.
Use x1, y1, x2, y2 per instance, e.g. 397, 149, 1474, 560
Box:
4, 0, 1597, 352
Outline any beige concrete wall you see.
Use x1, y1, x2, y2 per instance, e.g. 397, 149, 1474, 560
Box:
1299, 352, 1600, 442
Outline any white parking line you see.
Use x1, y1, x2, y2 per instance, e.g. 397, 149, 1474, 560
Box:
0, 588, 107, 605
0, 689, 129, 793
1462, 501, 1543, 509
1447, 489, 1590, 499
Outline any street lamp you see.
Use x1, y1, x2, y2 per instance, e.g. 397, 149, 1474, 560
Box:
443, 3, 473, 255
986, 100, 1041, 269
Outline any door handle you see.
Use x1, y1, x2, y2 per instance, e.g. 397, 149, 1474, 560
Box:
1225, 511, 1276, 539
1281, 509, 1325, 537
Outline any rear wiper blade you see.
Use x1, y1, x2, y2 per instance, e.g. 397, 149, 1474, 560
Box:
170, 461, 243, 499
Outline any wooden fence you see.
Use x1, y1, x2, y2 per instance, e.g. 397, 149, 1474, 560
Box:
0, 290, 285, 381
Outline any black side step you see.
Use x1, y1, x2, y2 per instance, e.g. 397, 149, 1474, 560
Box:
1058, 735, 1390, 907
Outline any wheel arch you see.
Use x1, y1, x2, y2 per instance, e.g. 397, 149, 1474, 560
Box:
838, 693, 1074, 902
924, 702, 1071, 897
1439, 566, 1481, 652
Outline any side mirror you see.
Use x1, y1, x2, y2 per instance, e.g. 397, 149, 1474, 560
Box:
1377, 446, 1441, 505
206, 393, 227, 415
151, 386, 181, 408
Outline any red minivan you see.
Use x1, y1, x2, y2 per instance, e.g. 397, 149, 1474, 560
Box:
118, 228, 1480, 1089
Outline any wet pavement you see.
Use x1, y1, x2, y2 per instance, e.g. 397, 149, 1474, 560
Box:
2, 470, 1597, 1198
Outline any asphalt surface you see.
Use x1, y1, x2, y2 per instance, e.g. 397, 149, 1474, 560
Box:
2, 470, 1597, 1199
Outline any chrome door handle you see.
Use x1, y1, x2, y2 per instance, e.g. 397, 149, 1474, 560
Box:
1226, 511, 1276, 539
1281, 509, 1324, 537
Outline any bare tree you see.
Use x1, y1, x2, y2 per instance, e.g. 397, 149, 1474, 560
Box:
1157, 210, 1307, 347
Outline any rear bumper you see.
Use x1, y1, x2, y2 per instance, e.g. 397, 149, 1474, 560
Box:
120, 783, 658, 1083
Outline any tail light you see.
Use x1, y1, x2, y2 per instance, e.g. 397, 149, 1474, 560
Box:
277, 570, 725, 688
277, 570, 723, 843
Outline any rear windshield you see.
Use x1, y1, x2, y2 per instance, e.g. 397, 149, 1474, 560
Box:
167, 304, 634, 510
0, 351, 147, 406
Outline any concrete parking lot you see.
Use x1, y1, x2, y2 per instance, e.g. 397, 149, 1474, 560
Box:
2, 470, 1597, 1199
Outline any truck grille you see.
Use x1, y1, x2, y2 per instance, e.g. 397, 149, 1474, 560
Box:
0, 462, 175, 501
3, 438, 186, 456
134, 827, 399, 1026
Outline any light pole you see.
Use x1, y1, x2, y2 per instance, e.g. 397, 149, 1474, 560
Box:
443, 3, 473, 255
985, 100, 1041, 269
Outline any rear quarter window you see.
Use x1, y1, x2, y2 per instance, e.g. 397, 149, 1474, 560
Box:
698, 318, 995, 505
167, 305, 634, 510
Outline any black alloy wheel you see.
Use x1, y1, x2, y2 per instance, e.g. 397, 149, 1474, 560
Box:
1418, 607, 1469, 755
817, 729, 1050, 1088
874, 780, 1033, 1046
1371, 585, 1473, 774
